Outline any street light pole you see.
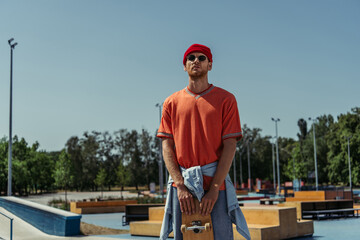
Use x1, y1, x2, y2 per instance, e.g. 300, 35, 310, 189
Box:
233, 154, 236, 189
309, 118, 318, 191
271, 137, 276, 192
155, 103, 164, 200
271, 118, 281, 195
239, 151, 243, 187
345, 136, 352, 190
243, 136, 253, 192
8, 38, 17, 197
238, 146, 245, 189
247, 141, 251, 192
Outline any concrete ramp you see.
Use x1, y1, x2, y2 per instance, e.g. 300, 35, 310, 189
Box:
0, 207, 120, 240
0, 207, 67, 240
0, 197, 81, 236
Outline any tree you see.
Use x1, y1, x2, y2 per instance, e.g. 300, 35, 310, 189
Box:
94, 167, 107, 198
296, 118, 315, 183
12, 136, 31, 195
284, 142, 307, 181
27, 147, 55, 194
0, 136, 56, 195
54, 150, 73, 209
327, 108, 360, 185
140, 129, 157, 189
277, 137, 296, 183
66, 136, 83, 190
98, 131, 119, 190
0, 137, 8, 195
233, 125, 274, 188
297, 119, 307, 141
309, 115, 333, 185
125, 130, 145, 190
116, 162, 130, 198
80, 132, 100, 191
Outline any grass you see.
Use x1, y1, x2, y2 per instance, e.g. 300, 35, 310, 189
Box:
48, 198, 70, 210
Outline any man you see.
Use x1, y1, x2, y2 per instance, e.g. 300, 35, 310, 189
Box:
157, 44, 250, 240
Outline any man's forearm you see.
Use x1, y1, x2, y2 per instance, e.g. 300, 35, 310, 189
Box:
162, 138, 196, 215
209, 138, 237, 191
162, 138, 184, 186
199, 138, 237, 215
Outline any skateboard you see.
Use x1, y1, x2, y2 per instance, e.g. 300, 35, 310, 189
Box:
180, 198, 214, 240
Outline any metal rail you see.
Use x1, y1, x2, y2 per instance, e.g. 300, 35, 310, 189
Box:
0, 211, 13, 240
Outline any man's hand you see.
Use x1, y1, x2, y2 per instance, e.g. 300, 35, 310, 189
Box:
200, 188, 219, 216
198, 138, 236, 216
162, 138, 197, 215
177, 184, 196, 215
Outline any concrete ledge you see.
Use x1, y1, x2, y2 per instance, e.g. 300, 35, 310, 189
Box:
0, 196, 81, 236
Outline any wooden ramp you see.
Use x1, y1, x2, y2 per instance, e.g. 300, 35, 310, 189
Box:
130, 206, 173, 237
234, 207, 313, 240
130, 206, 313, 240
70, 200, 137, 214
285, 190, 353, 202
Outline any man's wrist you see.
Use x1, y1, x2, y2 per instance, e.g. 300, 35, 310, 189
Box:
175, 181, 185, 188
209, 183, 220, 192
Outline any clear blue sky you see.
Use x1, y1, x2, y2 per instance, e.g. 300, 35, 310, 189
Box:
1, 0, 359, 151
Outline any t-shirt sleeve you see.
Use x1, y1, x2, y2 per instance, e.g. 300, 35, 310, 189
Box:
157, 101, 174, 139
222, 95, 242, 141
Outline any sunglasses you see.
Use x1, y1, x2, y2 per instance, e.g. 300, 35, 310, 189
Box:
187, 55, 207, 62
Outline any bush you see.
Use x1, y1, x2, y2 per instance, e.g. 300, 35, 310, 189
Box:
48, 198, 70, 211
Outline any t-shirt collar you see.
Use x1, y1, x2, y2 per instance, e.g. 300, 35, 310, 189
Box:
185, 84, 215, 99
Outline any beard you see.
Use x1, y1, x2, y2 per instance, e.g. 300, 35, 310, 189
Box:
188, 69, 207, 80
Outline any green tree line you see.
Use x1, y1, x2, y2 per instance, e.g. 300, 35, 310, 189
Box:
231, 107, 360, 188
0, 129, 160, 195
0, 107, 359, 196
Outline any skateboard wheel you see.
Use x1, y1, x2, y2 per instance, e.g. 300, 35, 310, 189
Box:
205, 223, 211, 232
181, 224, 186, 233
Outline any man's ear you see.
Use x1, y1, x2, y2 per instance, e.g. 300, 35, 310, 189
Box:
208, 62, 212, 71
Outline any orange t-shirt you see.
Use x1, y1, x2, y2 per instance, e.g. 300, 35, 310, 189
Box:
157, 84, 242, 190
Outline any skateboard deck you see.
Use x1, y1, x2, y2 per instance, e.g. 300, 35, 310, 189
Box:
180, 198, 214, 240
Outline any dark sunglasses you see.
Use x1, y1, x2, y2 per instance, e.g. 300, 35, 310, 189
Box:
187, 55, 207, 62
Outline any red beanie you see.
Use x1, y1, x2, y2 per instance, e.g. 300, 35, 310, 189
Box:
183, 44, 213, 65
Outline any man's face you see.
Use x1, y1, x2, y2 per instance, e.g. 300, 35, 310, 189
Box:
184, 52, 212, 78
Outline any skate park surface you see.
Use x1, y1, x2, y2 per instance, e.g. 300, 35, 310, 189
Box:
1, 190, 360, 240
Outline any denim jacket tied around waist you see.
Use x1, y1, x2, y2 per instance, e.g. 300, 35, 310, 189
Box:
159, 161, 251, 240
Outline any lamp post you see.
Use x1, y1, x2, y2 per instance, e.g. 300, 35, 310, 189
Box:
8, 38, 17, 196
271, 137, 276, 192
237, 145, 246, 189
233, 154, 237, 189
155, 103, 164, 199
237, 146, 241, 187
247, 142, 251, 192
271, 118, 281, 195
246, 137, 253, 192
345, 136, 352, 190
308, 117, 318, 191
